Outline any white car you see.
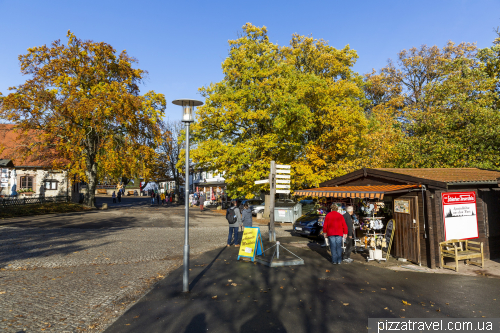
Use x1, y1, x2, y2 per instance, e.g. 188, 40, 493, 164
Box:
252, 199, 294, 216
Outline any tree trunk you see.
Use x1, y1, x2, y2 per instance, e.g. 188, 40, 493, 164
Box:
84, 147, 98, 208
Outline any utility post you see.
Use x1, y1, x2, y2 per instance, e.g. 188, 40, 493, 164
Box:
255, 161, 290, 243
268, 161, 276, 242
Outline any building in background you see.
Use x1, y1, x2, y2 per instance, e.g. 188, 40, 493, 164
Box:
0, 125, 71, 198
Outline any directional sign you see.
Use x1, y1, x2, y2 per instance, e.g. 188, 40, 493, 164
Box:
276, 185, 290, 189
276, 165, 290, 169
254, 179, 269, 184
276, 190, 290, 194
276, 180, 290, 184
276, 169, 290, 174
276, 175, 290, 179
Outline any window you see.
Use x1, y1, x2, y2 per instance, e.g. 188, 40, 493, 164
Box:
45, 180, 58, 190
20, 176, 33, 189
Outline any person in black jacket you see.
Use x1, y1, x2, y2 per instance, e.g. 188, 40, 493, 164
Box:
342, 206, 354, 263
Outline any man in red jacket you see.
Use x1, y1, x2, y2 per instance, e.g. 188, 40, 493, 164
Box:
322, 204, 348, 264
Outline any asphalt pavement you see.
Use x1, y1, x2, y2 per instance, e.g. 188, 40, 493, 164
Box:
104, 238, 500, 333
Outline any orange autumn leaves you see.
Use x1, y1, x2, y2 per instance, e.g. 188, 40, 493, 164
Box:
0, 31, 165, 206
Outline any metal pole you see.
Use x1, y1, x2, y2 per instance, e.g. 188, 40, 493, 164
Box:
269, 161, 276, 242
183, 122, 190, 292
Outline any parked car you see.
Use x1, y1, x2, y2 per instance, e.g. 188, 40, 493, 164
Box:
292, 210, 325, 238
251, 199, 295, 216
240, 199, 263, 212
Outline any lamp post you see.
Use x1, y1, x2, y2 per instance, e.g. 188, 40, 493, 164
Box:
172, 98, 203, 293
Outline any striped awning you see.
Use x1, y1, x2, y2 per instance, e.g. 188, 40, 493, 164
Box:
294, 185, 419, 199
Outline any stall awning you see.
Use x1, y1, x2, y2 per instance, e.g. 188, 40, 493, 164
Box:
294, 185, 419, 199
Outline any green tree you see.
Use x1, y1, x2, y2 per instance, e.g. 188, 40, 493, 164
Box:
190, 23, 385, 197
0, 31, 166, 207
365, 42, 500, 169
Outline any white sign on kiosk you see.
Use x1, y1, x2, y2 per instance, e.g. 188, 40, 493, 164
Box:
442, 191, 479, 240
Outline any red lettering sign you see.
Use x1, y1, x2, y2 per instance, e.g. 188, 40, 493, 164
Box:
442, 191, 476, 205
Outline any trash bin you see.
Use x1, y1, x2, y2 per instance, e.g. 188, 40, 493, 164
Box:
274, 202, 302, 223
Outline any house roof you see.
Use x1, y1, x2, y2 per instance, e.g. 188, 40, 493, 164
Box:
0, 159, 14, 167
295, 185, 419, 199
319, 167, 500, 189
375, 168, 500, 185
0, 124, 64, 168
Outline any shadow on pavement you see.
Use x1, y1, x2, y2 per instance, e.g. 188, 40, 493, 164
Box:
103, 242, 500, 333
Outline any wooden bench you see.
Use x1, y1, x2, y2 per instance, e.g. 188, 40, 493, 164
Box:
439, 239, 484, 272
127, 190, 135, 196
97, 189, 108, 195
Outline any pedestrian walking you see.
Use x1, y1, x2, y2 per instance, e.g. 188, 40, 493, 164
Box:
322, 204, 347, 265
151, 191, 155, 205
161, 192, 165, 205
117, 189, 122, 203
112, 191, 117, 203
241, 203, 253, 229
226, 200, 242, 247
156, 192, 160, 205
342, 206, 355, 263
199, 191, 206, 211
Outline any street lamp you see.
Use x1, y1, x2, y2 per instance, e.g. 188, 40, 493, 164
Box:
172, 98, 203, 293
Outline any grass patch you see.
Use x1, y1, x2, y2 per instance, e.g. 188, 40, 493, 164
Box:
0, 202, 91, 218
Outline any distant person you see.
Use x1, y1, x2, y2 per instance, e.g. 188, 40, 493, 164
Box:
343, 206, 355, 263
226, 200, 242, 247
242, 203, 252, 229
156, 192, 160, 205
160, 192, 165, 205
117, 189, 122, 203
322, 204, 347, 265
112, 191, 117, 203
199, 192, 206, 211
151, 191, 155, 205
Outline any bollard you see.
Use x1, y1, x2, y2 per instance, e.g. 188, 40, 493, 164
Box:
276, 241, 280, 259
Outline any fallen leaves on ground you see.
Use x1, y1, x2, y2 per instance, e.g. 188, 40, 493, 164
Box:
342, 303, 349, 306
402, 300, 411, 306
212, 296, 217, 299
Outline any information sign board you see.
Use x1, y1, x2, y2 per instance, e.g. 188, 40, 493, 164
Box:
276, 190, 290, 194
237, 227, 264, 262
442, 191, 479, 240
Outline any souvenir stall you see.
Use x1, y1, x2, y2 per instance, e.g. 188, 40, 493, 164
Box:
308, 193, 395, 262
295, 167, 500, 268
295, 184, 416, 263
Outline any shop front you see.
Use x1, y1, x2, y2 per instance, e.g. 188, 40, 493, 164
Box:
196, 181, 227, 204
295, 168, 500, 268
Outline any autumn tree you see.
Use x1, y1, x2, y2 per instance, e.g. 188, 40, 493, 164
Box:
154, 120, 184, 196
478, 29, 500, 110
365, 41, 500, 169
0, 31, 166, 207
190, 23, 388, 198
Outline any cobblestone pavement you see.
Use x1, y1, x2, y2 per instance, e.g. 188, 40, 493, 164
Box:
0, 207, 291, 332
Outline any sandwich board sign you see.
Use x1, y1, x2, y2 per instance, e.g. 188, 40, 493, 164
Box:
237, 227, 264, 262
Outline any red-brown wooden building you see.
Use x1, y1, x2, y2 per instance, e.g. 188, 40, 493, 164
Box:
295, 168, 500, 268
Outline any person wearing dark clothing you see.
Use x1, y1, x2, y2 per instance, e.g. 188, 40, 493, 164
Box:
151, 191, 155, 205
117, 190, 122, 203
226, 201, 242, 246
241, 203, 253, 228
156, 192, 160, 205
112, 191, 117, 203
343, 206, 355, 263
322, 204, 347, 265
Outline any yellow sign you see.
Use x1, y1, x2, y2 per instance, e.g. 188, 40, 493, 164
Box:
237, 227, 263, 261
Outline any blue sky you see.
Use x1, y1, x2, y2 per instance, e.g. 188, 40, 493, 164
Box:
1, 0, 499, 121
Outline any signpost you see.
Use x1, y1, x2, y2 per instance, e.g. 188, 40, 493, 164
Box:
253, 161, 292, 241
